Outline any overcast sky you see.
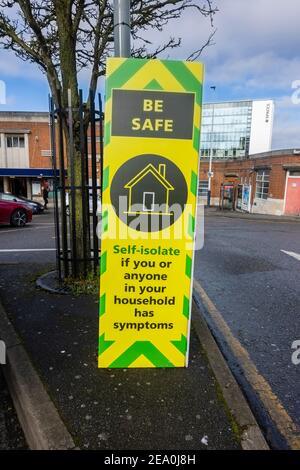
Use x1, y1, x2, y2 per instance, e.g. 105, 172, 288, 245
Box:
0, 0, 299, 150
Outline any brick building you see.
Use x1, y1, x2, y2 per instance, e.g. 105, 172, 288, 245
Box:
199, 149, 300, 216
0, 111, 54, 200
0, 111, 103, 202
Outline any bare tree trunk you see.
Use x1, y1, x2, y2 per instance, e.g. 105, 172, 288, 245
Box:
54, 0, 91, 277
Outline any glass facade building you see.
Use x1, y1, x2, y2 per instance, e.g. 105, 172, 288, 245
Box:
200, 101, 253, 159
200, 100, 274, 159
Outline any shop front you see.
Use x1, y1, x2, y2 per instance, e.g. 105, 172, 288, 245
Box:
0, 168, 58, 201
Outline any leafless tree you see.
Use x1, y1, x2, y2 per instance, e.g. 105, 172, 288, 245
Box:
0, 0, 217, 277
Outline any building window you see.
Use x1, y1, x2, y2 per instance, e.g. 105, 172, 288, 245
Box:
6, 135, 25, 148
255, 170, 270, 200
198, 180, 209, 196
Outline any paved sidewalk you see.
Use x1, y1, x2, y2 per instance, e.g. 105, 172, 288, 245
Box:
0, 263, 243, 450
205, 207, 300, 223
0, 370, 27, 450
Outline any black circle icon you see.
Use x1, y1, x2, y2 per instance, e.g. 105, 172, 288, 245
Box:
110, 154, 188, 232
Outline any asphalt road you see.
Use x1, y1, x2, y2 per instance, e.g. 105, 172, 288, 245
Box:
194, 214, 300, 443
0, 209, 56, 264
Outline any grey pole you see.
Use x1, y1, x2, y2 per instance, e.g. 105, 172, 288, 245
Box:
207, 86, 216, 208
114, 0, 131, 57
207, 103, 215, 207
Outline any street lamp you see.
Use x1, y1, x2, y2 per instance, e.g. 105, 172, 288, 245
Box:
207, 86, 216, 208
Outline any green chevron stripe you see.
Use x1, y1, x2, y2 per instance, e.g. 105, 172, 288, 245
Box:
99, 293, 106, 316
102, 210, 108, 233
102, 166, 109, 192
109, 341, 174, 368
104, 122, 111, 147
193, 126, 200, 151
185, 255, 192, 279
98, 333, 114, 355
183, 296, 190, 318
100, 251, 107, 275
191, 171, 198, 197
162, 60, 202, 105
144, 79, 163, 90
188, 214, 195, 239
106, 59, 148, 101
171, 335, 187, 355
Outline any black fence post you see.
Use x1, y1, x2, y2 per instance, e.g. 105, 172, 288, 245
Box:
51, 89, 102, 280
90, 89, 99, 274
57, 89, 69, 278
79, 90, 88, 277
67, 90, 77, 278
49, 96, 62, 282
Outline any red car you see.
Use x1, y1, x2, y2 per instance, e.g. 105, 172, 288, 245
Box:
0, 199, 32, 227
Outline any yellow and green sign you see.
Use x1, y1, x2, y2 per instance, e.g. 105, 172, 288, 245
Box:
99, 57, 204, 368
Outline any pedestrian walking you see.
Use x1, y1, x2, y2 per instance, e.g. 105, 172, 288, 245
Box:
42, 186, 49, 209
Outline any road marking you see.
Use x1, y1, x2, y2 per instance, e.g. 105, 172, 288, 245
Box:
281, 250, 300, 261
0, 229, 24, 234
31, 223, 55, 225
193, 279, 300, 450
0, 225, 54, 234
0, 249, 55, 253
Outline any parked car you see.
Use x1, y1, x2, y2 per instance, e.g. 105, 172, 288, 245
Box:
0, 200, 32, 227
0, 192, 44, 214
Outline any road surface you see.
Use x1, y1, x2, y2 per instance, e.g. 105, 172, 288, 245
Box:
194, 213, 300, 448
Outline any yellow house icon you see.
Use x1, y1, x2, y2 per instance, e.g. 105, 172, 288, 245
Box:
124, 164, 174, 215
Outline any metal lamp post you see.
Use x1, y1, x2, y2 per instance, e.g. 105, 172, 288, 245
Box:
114, 0, 131, 57
207, 86, 216, 207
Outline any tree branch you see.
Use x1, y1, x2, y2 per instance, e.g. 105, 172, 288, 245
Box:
186, 28, 217, 61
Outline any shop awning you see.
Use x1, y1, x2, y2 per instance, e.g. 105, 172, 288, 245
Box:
0, 168, 63, 177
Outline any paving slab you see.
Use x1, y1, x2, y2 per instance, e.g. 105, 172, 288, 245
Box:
0, 370, 28, 450
204, 207, 300, 223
